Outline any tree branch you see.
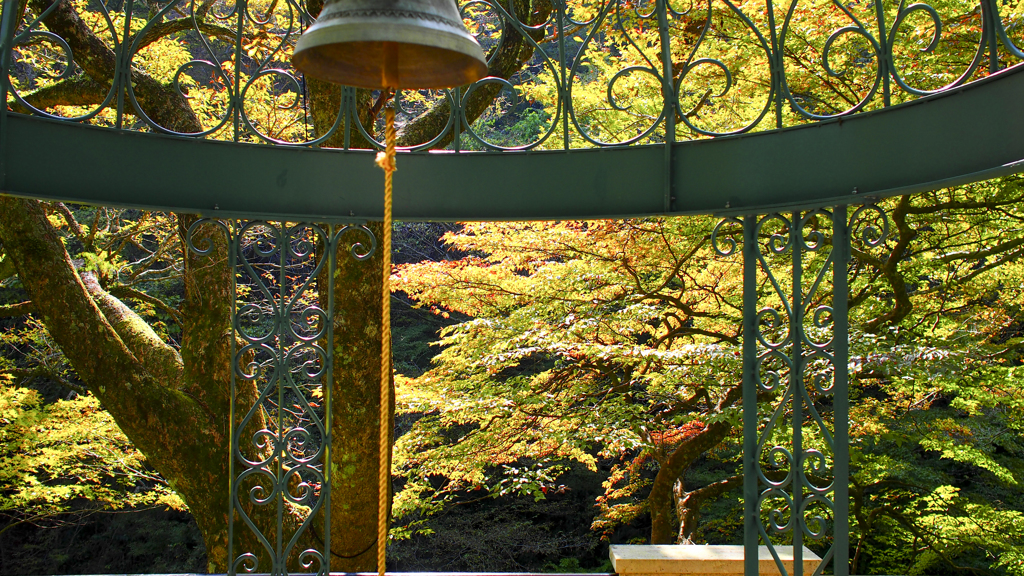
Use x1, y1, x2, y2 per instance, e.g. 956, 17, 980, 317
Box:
29, 0, 201, 133
864, 195, 915, 332
131, 19, 235, 50
396, 0, 552, 148
6, 366, 87, 395
53, 202, 86, 242
676, 474, 742, 544
13, 75, 108, 113
80, 270, 183, 385
0, 301, 33, 317
108, 285, 183, 325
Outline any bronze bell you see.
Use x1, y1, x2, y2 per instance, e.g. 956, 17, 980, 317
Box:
293, 0, 488, 89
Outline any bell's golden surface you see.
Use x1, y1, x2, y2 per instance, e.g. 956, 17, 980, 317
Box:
292, 0, 488, 89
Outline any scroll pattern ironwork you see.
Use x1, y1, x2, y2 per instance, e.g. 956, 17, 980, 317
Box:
715, 205, 889, 576
186, 219, 375, 576
1, 0, 1021, 149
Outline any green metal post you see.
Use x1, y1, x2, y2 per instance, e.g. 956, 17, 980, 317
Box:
791, 212, 803, 576
454, 86, 461, 152
227, 224, 238, 576
0, 0, 19, 189
325, 226, 335, 575
872, 0, 891, 106
558, 0, 568, 151
233, 0, 245, 141
657, 0, 675, 212
765, 0, 782, 128
115, 0, 134, 129
743, 214, 759, 576
984, 0, 1000, 73
276, 230, 287, 576
833, 207, 850, 576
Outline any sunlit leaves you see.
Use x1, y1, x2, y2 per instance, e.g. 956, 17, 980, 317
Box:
392, 218, 746, 536
0, 379, 185, 525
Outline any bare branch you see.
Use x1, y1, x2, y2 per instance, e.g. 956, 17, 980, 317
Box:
108, 285, 183, 325
29, 0, 201, 133
132, 19, 235, 50
0, 300, 34, 318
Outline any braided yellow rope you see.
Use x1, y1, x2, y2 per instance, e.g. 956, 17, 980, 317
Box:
374, 105, 396, 576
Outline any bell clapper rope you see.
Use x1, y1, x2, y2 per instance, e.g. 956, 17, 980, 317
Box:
374, 87, 397, 576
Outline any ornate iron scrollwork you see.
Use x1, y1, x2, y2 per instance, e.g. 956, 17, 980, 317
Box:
725, 204, 889, 576
187, 219, 375, 576
2, 0, 1020, 149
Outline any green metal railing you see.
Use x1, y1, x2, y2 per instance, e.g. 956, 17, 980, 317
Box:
187, 221, 376, 576
1, 0, 1022, 149
180, 206, 891, 576
2, 0, 1023, 219
715, 206, 889, 576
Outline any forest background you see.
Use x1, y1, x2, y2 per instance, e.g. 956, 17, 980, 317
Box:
1, 0, 1024, 574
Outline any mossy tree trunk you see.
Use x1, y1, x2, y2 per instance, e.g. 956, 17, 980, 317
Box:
647, 385, 742, 544
0, 198, 389, 572
0, 199, 235, 570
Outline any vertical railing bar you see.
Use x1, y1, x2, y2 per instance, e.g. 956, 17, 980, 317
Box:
656, 0, 674, 213
276, 223, 286, 576
0, 0, 19, 190
742, 214, 759, 576
228, 221, 239, 576
115, 0, 133, 128
984, 0, 999, 73
233, 0, 245, 141
453, 86, 461, 152
558, 0, 568, 150
791, 211, 803, 576
872, 0, 891, 106
765, 0, 782, 129
833, 206, 850, 576
323, 225, 335, 576
343, 87, 352, 150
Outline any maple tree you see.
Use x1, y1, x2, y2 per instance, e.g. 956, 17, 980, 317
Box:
390, 180, 1024, 574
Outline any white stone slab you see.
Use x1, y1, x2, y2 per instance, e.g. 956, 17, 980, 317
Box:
610, 545, 822, 575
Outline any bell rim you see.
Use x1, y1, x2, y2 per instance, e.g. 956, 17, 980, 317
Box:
293, 21, 488, 89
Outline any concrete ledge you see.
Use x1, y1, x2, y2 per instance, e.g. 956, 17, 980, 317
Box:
609, 545, 822, 575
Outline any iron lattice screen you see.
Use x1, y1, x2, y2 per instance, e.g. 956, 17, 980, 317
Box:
183, 203, 890, 576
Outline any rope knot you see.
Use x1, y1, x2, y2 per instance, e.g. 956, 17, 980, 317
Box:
375, 151, 396, 173
376, 105, 397, 174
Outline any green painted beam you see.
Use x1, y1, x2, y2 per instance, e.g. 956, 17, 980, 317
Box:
676, 64, 1024, 216
3, 63, 1023, 222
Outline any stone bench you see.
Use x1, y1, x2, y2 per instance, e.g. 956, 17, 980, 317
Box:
610, 545, 822, 576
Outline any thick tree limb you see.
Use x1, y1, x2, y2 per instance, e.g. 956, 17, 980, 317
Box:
0, 195, 236, 570
675, 474, 742, 544
13, 75, 108, 113
108, 284, 183, 325
396, 0, 552, 148
0, 196, 208, 437
647, 384, 743, 543
81, 270, 183, 385
29, 0, 201, 132
864, 195, 915, 332
175, 214, 233, 413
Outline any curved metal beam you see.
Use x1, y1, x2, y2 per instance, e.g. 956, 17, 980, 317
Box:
3, 63, 1023, 221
